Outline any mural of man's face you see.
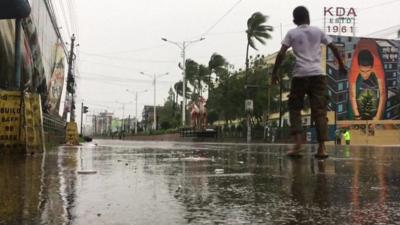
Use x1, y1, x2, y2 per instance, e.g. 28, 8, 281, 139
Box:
359, 65, 373, 78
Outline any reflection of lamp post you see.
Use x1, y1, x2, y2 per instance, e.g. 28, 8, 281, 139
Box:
161, 37, 205, 126
126, 89, 148, 134
140, 72, 169, 130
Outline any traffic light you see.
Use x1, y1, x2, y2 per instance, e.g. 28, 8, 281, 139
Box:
83, 106, 88, 113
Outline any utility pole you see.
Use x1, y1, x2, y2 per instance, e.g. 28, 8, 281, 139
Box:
140, 72, 168, 130
94, 115, 97, 135
64, 34, 77, 121
161, 37, 205, 126
135, 92, 138, 134
80, 102, 83, 136
121, 103, 125, 132
181, 46, 186, 127
153, 74, 156, 130
126, 89, 147, 134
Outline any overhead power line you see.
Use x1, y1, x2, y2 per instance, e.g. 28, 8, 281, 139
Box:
90, 44, 166, 56
199, 0, 243, 37
366, 24, 400, 37
79, 51, 177, 64
358, 0, 400, 11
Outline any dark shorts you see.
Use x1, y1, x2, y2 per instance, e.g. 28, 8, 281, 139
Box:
288, 75, 328, 142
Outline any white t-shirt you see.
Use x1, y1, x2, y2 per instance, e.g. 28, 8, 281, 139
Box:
281, 24, 332, 77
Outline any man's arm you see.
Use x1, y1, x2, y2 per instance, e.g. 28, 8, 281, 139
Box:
349, 81, 360, 119
375, 77, 386, 120
327, 43, 346, 74
271, 44, 289, 84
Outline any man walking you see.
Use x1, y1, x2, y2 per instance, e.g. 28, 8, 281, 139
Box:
272, 6, 346, 158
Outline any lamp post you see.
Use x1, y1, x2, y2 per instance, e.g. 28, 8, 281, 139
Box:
161, 37, 205, 126
115, 100, 132, 133
126, 89, 148, 134
140, 72, 169, 130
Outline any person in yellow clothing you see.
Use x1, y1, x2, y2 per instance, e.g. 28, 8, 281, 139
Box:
343, 129, 351, 145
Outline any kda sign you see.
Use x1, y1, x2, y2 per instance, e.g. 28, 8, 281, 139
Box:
324, 6, 357, 35
324, 7, 357, 17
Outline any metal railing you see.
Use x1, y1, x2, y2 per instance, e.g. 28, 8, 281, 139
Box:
43, 113, 66, 143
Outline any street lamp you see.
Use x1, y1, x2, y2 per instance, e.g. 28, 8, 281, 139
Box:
126, 89, 148, 134
161, 37, 205, 126
140, 72, 169, 130
115, 100, 133, 133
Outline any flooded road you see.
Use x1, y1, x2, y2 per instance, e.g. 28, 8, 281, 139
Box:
1, 140, 400, 225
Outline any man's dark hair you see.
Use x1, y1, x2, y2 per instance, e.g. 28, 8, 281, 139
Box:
358, 49, 374, 67
293, 6, 310, 25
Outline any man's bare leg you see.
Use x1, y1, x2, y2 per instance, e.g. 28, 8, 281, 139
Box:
315, 141, 328, 158
287, 133, 303, 156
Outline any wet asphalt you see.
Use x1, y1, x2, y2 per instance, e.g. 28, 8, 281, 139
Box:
1, 140, 400, 225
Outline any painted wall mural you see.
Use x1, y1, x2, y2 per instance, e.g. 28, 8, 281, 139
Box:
326, 36, 400, 120
0, 0, 66, 116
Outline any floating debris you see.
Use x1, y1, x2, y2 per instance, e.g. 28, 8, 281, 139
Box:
77, 170, 97, 174
214, 169, 224, 174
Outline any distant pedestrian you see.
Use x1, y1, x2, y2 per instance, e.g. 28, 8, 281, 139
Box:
343, 129, 351, 145
271, 6, 346, 158
335, 129, 342, 145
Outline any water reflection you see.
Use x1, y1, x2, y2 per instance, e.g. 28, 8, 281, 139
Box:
1, 141, 400, 224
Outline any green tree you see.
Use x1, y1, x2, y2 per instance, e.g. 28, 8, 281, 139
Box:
174, 81, 191, 101
245, 12, 273, 84
245, 12, 273, 141
185, 59, 209, 100
208, 53, 227, 90
158, 88, 180, 129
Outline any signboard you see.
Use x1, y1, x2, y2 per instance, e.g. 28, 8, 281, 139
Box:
65, 122, 79, 145
325, 36, 400, 120
245, 99, 253, 112
0, 90, 44, 153
0, 91, 22, 148
23, 92, 45, 152
324, 7, 357, 35
0, 0, 65, 115
48, 43, 65, 115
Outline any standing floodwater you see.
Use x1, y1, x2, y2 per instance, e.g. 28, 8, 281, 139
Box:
1, 140, 400, 224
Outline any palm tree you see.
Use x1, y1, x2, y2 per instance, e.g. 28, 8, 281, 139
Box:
245, 12, 273, 142
197, 64, 209, 96
208, 53, 227, 92
245, 12, 273, 83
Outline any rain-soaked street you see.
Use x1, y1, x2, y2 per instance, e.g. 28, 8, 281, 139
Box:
1, 140, 400, 225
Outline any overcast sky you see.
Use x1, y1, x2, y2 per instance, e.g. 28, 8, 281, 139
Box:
54, 0, 400, 123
